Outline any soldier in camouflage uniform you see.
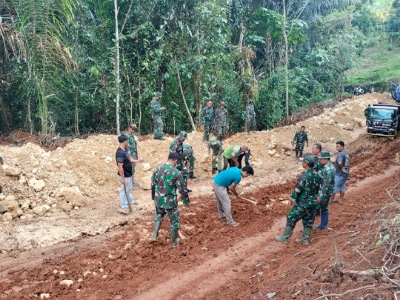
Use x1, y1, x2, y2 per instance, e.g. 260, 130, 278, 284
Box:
183, 143, 196, 179
315, 151, 335, 230
170, 131, 191, 192
245, 100, 256, 133
124, 123, 141, 189
292, 126, 309, 158
214, 102, 229, 141
275, 155, 320, 245
201, 100, 214, 142
151, 92, 166, 140
151, 152, 190, 247
208, 134, 224, 174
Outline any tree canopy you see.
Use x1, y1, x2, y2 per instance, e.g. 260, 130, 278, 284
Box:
0, 0, 399, 140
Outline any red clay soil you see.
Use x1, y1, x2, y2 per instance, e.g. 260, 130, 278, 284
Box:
0, 136, 399, 300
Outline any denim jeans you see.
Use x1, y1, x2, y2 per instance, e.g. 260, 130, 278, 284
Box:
118, 176, 135, 208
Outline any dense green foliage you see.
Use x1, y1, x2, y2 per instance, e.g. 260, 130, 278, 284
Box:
0, 0, 399, 138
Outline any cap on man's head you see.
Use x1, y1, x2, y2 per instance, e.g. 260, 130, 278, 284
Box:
178, 131, 187, 140
220, 102, 226, 107
303, 154, 315, 167
153, 92, 162, 98
318, 151, 331, 159
118, 135, 128, 143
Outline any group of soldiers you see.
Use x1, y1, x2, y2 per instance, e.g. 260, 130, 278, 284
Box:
275, 140, 350, 244
116, 92, 351, 247
150, 92, 256, 142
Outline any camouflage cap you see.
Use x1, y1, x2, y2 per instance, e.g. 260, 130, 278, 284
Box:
318, 151, 331, 159
153, 92, 162, 98
303, 154, 315, 167
220, 102, 226, 107
178, 131, 187, 140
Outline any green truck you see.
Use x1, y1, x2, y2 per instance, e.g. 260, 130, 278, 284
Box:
365, 103, 400, 140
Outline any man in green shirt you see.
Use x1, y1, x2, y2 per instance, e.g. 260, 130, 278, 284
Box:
223, 145, 249, 170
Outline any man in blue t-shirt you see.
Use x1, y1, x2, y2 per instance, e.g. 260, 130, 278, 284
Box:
331, 141, 350, 204
212, 165, 254, 226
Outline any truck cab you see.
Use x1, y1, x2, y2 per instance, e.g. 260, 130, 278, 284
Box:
366, 103, 400, 139
392, 84, 400, 101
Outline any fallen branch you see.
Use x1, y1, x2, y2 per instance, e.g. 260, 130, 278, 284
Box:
313, 284, 376, 300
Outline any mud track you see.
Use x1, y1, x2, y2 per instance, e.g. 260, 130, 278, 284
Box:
0, 135, 399, 300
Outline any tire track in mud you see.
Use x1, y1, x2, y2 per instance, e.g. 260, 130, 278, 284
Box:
0, 136, 399, 300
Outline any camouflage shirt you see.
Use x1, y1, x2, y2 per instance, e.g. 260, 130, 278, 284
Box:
151, 162, 189, 208
318, 161, 335, 202
208, 140, 223, 155
201, 106, 214, 124
151, 98, 162, 118
293, 131, 308, 144
313, 156, 323, 174
183, 144, 194, 159
290, 168, 320, 204
246, 104, 255, 119
170, 138, 185, 167
124, 132, 138, 160
214, 108, 228, 126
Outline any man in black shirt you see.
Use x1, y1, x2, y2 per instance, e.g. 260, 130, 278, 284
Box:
116, 135, 137, 214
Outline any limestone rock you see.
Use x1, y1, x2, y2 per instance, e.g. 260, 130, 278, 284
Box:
104, 156, 112, 164
142, 163, 151, 171
33, 205, 50, 216
267, 149, 276, 156
40, 293, 50, 299
4, 166, 22, 177
59, 280, 74, 287
3, 212, 13, 222
28, 178, 46, 192
0, 196, 19, 212
60, 201, 73, 212
59, 190, 87, 207
0, 204, 6, 214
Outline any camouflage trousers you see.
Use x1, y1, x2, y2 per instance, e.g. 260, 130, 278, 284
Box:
177, 163, 189, 187
154, 205, 180, 230
246, 118, 256, 133
203, 122, 212, 142
295, 142, 305, 158
286, 201, 318, 229
317, 194, 332, 214
216, 125, 226, 141
186, 156, 195, 173
153, 116, 164, 139
212, 150, 224, 171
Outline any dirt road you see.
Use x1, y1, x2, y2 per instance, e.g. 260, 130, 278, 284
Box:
0, 133, 399, 299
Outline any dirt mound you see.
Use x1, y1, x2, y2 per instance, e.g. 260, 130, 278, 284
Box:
0, 126, 399, 299
0, 92, 394, 237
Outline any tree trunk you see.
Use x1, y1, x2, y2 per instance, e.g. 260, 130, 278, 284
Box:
114, 0, 121, 135
282, 0, 290, 124
176, 66, 196, 132
74, 87, 80, 136
26, 97, 33, 134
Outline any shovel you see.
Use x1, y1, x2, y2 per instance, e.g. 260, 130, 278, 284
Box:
238, 196, 257, 205
123, 183, 132, 213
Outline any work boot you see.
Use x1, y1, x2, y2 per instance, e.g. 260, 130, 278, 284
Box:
275, 226, 293, 243
189, 172, 196, 179
316, 212, 329, 230
170, 228, 180, 248
151, 220, 162, 241
212, 168, 217, 175
296, 227, 312, 244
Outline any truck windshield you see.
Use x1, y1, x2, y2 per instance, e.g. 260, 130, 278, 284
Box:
370, 108, 395, 120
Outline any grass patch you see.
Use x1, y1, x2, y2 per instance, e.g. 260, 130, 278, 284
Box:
346, 38, 400, 88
